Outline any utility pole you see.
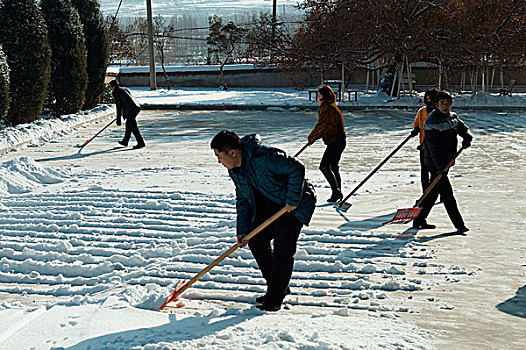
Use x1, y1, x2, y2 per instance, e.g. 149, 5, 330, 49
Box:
272, 0, 277, 39
146, 0, 157, 90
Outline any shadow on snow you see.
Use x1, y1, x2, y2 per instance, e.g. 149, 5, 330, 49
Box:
496, 284, 526, 318
66, 308, 260, 350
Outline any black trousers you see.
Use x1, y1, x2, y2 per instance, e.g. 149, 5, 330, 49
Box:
122, 116, 145, 146
319, 140, 346, 193
419, 148, 431, 192
248, 188, 303, 305
415, 169, 465, 228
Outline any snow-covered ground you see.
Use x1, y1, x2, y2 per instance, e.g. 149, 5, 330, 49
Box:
0, 90, 525, 349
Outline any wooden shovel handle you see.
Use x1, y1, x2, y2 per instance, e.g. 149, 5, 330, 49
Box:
415, 147, 464, 208
294, 143, 310, 158
168, 207, 288, 301
78, 118, 116, 148
340, 133, 413, 205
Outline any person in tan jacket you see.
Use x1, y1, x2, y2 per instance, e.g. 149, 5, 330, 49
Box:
308, 85, 346, 202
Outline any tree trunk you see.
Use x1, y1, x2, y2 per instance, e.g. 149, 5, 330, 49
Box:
389, 64, 398, 99
473, 69, 478, 96
341, 63, 345, 102
157, 46, 171, 90
490, 68, 495, 89
481, 66, 485, 92
398, 62, 404, 98
438, 65, 443, 89
406, 56, 413, 97
220, 64, 226, 89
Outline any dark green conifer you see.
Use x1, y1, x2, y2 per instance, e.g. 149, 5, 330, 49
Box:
41, 0, 88, 116
72, 0, 109, 110
0, 0, 51, 126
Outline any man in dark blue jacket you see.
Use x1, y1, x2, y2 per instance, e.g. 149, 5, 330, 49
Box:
414, 90, 472, 233
109, 80, 145, 149
211, 130, 316, 311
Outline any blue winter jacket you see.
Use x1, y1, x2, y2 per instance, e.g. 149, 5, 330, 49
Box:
228, 134, 317, 235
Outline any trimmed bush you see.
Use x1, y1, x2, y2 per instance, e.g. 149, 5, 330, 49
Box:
41, 0, 88, 116
0, 47, 9, 125
72, 0, 109, 110
0, 0, 51, 126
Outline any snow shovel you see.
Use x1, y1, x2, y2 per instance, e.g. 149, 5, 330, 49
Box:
77, 118, 116, 149
383, 147, 465, 225
336, 132, 413, 211
159, 206, 288, 310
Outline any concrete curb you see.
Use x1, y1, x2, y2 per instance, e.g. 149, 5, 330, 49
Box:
140, 103, 526, 111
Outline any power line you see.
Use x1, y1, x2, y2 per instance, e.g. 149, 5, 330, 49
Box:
109, 0, 124, 28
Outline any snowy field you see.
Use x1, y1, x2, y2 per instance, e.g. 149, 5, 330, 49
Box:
0, 99, 525, 349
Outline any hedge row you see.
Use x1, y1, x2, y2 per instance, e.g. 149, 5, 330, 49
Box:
0, 0, 108, 127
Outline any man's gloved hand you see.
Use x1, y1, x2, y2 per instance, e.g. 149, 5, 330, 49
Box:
462, 139, 471, 149
416, 144, 423, 150
410, 126, 420, 138
237, 234, 248, 247
116, 118, 122, 126
462, 134, 473, 149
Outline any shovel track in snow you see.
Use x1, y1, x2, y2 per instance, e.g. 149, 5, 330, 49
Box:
0, 187, 469, 313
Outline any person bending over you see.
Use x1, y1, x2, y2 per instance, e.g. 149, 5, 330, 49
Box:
211, 130, 316, 311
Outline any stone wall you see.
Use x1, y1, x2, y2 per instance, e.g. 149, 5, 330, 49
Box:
107, 64, 525, 91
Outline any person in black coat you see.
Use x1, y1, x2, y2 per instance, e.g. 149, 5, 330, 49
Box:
109, 80, 145, 149
211, 130, 316, 311
413, 90, 472, 232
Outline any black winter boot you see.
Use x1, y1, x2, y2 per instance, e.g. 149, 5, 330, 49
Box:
256, 287, 291, 304
320, 166, 342, 203
257, 302, 281, 312
456, 226, 469, 233
413, 221, 436, 229
327, 190, 343, 203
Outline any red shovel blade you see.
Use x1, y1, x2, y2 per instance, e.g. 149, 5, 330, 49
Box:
159, 279, 187, 310
77, 140, 89, 148
383, 207, 421, 225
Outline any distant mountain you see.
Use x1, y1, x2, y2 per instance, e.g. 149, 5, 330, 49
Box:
99, 0, 301, 17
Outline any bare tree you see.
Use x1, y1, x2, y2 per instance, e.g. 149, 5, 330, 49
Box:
207, 15, 247, 89
106, 16, 134, 65
153, 15, 176, 89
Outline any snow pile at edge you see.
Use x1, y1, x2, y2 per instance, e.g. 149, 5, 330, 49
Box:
0, 105, 115, 154
0, 156, 69, 194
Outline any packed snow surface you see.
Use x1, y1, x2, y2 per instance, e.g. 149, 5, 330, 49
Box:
0, 91, 524, 349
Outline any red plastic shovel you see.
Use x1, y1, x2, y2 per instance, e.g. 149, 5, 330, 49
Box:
383, 147, 464, 225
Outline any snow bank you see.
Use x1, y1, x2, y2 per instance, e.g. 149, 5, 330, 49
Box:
0, 105, 115, 154
0, 157, 68, 194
